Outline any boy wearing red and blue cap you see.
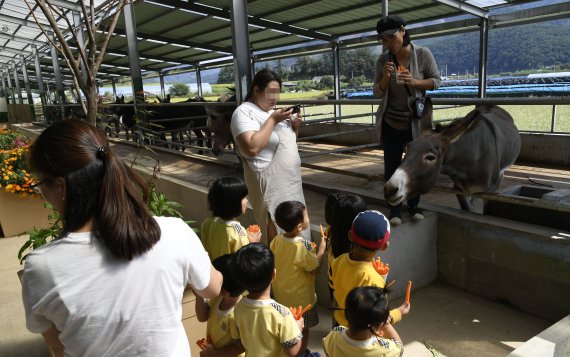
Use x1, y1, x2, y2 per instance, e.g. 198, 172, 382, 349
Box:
330, 210, 410, 327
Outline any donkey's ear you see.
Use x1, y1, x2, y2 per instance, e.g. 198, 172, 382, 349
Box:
444, 107, 479, 144
420, 97, 434, 134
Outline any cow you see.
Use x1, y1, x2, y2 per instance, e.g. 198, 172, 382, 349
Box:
206, 93, 238, 156
151, 95, 212, 153
384, 98, 521, 211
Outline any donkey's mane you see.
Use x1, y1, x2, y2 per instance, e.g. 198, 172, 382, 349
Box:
434, 117, 464, 133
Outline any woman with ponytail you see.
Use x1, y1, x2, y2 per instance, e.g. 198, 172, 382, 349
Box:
22, 120, 222, 357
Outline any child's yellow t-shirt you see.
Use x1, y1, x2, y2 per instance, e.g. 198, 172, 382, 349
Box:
331, 253, 402, 327
200, 217, 249, 260
270, 234, 319, 308
206, 296, 244, 356
230, 297, 302, 357
322, 326, 403, 357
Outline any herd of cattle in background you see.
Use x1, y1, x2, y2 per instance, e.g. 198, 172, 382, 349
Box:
43, 92, 237, 155
41, 95, 521, 212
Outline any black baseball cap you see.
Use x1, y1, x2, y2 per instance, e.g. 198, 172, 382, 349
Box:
376, 15, 406, 36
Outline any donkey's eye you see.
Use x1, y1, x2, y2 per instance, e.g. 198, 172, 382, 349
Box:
425, 154, 437, 162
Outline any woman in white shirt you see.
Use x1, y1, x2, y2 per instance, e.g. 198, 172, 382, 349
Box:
230, 69, 309, 243
22, 119, 222, 356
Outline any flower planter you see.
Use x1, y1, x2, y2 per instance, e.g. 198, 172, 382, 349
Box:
0, 191, 51, 238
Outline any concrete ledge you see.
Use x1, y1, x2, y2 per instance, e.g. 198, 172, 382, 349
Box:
507, 314, 570, 357
432, 204, 570, 322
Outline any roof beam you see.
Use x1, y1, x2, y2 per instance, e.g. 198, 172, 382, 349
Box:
0, 30, 47, 47
43, 0, 82, 11
110, 28, 232, 54
0, 13, 62, 30
150, 0, 335, 42
433, 0, 489, 19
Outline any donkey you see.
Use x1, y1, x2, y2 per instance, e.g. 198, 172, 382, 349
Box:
384, 98, 521, 211
113, 95, 137, 141
206, 93, 238, 156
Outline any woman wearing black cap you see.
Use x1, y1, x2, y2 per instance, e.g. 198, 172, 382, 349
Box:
373, 14, 441, 226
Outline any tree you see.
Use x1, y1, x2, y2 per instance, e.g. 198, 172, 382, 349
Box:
217, 66, 234, 84
318, 75, 334, 89
168, 83, 190, 96
25, 0, 127, 125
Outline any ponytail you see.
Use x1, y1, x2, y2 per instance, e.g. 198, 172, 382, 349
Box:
30, 120, 161, 260
95, 150, 160, 260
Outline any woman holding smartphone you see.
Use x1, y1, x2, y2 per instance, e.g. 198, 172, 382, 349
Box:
230, 69, 309, 244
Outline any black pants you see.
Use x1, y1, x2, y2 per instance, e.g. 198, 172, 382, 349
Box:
381, 119, 420, 218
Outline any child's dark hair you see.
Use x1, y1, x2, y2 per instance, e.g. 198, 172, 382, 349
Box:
330, 193, 367, 258
231, 243, 274, 294
212, 254, 244, 297
208, 176, 248, 220
274, 201, 306, 233
345, 286, 390, 330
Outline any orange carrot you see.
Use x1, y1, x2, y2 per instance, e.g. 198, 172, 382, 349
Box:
311, 242, 317, 250
405, 281, 412, 304
196, 338, 207, 351
247, 224, 260, 233
290, 304, 311, 320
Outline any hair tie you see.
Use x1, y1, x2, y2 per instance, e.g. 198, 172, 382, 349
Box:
96, 146, 107, 160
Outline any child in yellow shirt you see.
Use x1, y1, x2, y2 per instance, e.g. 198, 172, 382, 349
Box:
270, 201, 326, 357
323, 286, 403, 356
331, 210, 410, 327
195, 253, 245, 357
324, 192, 367, 327
230, 243, 304, 357
201, 177, 261, 260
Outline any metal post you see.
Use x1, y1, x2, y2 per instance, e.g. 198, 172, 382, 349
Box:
196, 66, 203, 97
382, 0, 388, 16
0, 71, 6, 98
32, 45, 47, 118
112, 79, 117, 97
49, 32, 65, 119
12, 63, 24, 104
551, 105, 557, 133
124, 1, 145, 115
72, 10, 88, 83
230, 0, 252, 103
332, 42, 341, 120
478, 18, 489, 98
20, 55, 36, 120
159, 71, 165, 98
5, 68, 15, 104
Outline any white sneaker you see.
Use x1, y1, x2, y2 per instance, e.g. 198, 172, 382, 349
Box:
411, 212, 424, 221
389, 216, 402, 226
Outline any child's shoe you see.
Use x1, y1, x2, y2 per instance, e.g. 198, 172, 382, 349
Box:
389, 216, 402, 226
303, 350, 321, 357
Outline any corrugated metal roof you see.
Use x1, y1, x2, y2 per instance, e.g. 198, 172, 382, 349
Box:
0, 0, 568, 86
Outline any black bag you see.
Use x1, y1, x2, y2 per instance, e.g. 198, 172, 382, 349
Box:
412, 97, 425, 118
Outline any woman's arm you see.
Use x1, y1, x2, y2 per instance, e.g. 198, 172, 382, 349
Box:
41, 325, 64, 357
373, 56, 393, 97
194, 265, 223, 299
235, 108, 291, 157
194, 292, 210, 322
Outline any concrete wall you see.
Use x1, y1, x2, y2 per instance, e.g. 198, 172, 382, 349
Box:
435, 205, 570, 322
518, 133, 570, 167
301, 123, 570, 167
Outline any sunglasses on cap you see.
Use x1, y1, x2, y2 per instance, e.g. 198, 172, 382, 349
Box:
377, 28, 400, 42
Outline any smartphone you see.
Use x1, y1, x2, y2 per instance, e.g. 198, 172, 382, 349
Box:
288, 105, 301, 114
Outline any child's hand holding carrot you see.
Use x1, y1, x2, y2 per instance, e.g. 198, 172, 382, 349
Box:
247, 224, 262, 243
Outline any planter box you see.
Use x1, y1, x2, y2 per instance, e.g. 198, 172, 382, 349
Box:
0, 191, 51, 237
